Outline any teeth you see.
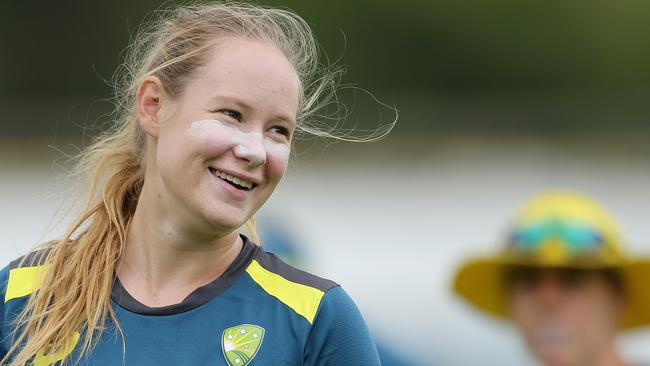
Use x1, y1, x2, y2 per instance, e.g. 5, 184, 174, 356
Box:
212, 169, 254, 189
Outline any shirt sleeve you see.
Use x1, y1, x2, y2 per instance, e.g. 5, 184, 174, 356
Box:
303, 286, 381, 366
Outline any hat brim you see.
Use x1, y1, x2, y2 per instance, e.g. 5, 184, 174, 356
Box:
452, 256, 650, 329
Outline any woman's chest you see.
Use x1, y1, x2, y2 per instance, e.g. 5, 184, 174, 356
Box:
74, 299, 311, 366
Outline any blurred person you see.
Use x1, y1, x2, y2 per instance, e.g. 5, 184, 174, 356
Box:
0, 2, 387, 365
453, 191, 650, 366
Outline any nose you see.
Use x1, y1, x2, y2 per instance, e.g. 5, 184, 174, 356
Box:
533, 274, 564, 308
233, 132, 266, 167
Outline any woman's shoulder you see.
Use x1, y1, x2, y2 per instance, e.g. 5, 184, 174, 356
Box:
1, 249, 51, 275
245, 245, 342, 324
254, 248, 385, 365
250, 247, 340, 294
0, 249, 52, 302
249, 246, 381, 365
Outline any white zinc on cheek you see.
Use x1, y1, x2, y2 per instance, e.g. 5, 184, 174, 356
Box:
263, 134, 290, 165
188, 118, 241, 138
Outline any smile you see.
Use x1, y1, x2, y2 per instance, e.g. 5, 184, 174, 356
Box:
209, 168, 257, 191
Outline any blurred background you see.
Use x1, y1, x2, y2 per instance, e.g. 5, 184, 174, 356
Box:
2, 0, 650, 365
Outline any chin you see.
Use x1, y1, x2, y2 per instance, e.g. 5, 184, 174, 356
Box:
199, 204, 251, 233
210, 213, 249, 233
535, 349, 572, 366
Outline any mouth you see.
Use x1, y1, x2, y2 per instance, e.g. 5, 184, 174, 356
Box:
532, 325, 571, 352
209, 168, 257, 191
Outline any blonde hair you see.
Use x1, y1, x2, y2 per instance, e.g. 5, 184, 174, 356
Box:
4, 2, 395, 364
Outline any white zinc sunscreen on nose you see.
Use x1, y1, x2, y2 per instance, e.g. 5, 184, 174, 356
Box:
188, 119, 290, 164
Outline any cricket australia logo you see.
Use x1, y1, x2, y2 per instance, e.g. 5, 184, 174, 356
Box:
221, 324, 265, 366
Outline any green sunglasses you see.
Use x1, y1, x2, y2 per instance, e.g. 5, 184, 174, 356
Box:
508, 219, 604, 252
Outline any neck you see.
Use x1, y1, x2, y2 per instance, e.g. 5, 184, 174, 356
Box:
117, 181, 243, 307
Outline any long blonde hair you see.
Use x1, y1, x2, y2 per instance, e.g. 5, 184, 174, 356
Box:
4, 2, 394, 365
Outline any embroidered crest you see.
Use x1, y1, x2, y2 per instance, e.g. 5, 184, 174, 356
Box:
221, 324, 265, 365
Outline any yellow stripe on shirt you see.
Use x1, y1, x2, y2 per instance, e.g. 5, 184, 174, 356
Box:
5, 264, 49, 303
245, 260, 325, 324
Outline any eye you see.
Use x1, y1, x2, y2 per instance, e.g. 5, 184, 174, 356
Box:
220, 109, 241, 121
270, 126, 291, 138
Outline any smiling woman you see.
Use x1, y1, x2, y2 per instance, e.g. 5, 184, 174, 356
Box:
0, 3, 384, 366
140, 38, 298, 236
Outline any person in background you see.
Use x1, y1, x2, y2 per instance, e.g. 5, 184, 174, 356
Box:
453, 191, 650, 366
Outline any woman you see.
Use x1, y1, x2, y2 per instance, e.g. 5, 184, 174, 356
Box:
453, 191, 650, 366
0, 3, 384, 365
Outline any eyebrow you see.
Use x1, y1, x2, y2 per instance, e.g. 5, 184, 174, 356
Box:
211, 94, 297, 126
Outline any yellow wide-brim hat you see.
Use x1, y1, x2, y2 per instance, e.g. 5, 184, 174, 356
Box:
452, 191, 650, 329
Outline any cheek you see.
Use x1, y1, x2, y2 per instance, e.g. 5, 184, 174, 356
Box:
509, 292, 557, 336
186, 119, 241, 156
510, 295, 535, 327
264, 139, 290, 182
155, 120, 236, 186
155, 130, 187, 179
567, 291, 617, 332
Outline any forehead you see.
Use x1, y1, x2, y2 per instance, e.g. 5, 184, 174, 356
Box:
189, 38, 300, 118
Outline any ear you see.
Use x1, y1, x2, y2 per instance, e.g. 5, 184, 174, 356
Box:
136, 76, 167, 138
